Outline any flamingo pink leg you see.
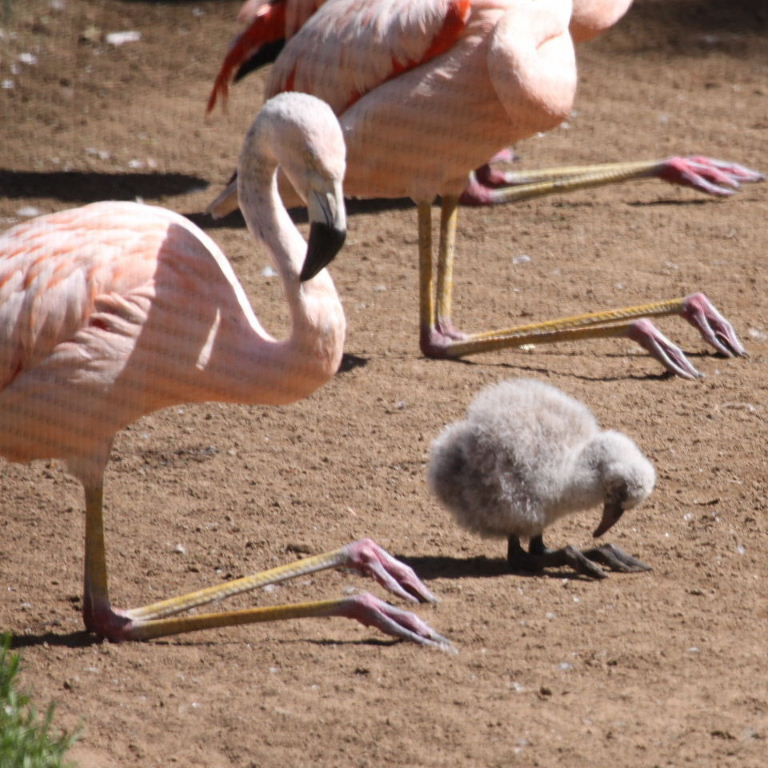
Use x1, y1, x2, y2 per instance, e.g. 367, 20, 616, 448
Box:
459, 155, 764, 206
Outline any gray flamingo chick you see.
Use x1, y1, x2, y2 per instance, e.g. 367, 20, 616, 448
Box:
428, 379, 655, 579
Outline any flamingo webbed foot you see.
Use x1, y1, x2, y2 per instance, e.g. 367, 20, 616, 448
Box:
339, 592, 455, 652
341, 538, 438, 603
628, 319, 703, 379
682, 292, 746, 358
628, 294, 745, 378
658, 156, 764, 196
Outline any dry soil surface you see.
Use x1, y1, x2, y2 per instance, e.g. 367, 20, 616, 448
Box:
1, 1, 767, 766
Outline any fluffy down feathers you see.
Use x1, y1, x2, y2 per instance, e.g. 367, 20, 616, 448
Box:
428, 378, 655, 540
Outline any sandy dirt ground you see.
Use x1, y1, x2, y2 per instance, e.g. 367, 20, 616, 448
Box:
1, 1, 766, 766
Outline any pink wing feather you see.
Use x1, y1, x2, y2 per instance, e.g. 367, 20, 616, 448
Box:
267, 0, 472, 112
0, 204, 171, 391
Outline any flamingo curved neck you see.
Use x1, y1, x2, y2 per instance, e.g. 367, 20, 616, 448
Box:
229, 145, 345, 406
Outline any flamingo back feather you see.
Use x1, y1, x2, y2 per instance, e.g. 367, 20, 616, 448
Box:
268, 0, 472, 112
0, 206, 160, 390
209, 0, 472, 115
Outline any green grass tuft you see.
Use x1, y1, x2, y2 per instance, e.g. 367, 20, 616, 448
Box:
0, 635, 80, 768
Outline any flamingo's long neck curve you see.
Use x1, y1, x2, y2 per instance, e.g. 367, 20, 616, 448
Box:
234, 126, 346, 406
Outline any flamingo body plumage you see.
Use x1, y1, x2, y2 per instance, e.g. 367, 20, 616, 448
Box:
292, 0, 575, 202
214, 0, 577, 202
0, 93, 450, 649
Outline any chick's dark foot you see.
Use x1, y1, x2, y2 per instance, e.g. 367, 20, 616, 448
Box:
506, 536, 649, 580
506, 535, 606, 579
580, 543, 652, 573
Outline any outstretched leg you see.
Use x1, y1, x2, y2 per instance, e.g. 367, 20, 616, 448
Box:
418, 195, 746, 378
127, 592, 452, 648
80, 483, 451, 649
460, 156, 764, 206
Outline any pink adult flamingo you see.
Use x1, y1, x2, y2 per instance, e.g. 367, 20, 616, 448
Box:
0, 93, 449, 649
207, 0, 760, 378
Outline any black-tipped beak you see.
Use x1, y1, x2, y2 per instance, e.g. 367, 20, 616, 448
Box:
300, 221, 347, 281
593, 501, 624, 538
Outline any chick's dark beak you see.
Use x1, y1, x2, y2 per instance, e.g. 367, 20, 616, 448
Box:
593, 500, 624, 538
